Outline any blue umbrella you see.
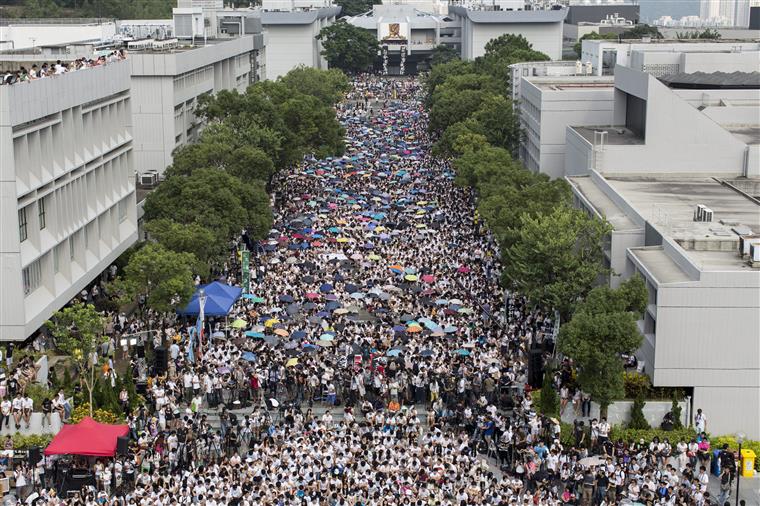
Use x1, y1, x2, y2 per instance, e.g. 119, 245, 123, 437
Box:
241, 352, 257, 362
345, 283, 359, 293
420, 349, 433, 357
325, 301, 342, 310
279, 294, 294, 303
392, 325, 406, 333
242, 294, 256, 300
386, 349, 402, 357
444, 326, 458, 333
435, 299, 448, 305
245, 331, 265, 338
303, 343, 317, 349
319, 283, 333, 293
292, 330, 307, 340
455, 349, 470, 356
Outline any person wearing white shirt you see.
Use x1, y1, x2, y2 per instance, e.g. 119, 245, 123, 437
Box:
22, 395, 33, 428
0, 397, 10, 429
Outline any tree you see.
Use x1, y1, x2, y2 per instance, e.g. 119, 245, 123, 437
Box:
143, 168, 273, 243
620, 24, 662, 40
317, 20, 380, 73
574, 32, 618, 57
502, 206, 612, 318
278, 66, 351, 106
110, 242, 196, 314
539, 369, 560, 416
677, 28, 721, 40
423, 59, 475, 106
468, 94, 522, 155
144, 219, 220, 269
334, 0, 380, 16
476, 34, 549, 91
430, 45, 460, 66
433, 120, 486, 158
558, 275, 647, 418
45, 303, 106, 417
168, 139, 276, 184
483, 34, 534, 55
629, 396, 651, 429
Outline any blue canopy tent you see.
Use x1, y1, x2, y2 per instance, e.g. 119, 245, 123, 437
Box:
178, 282, 242, 317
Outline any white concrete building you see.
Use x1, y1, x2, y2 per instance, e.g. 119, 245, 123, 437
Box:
129, 36, 265, 176
0, 60, 138, 342
260, 7, 341, 79
0, 18, 117, 51
560, 62, 760, 437
517, 75, 614, 178
580, 39, 760, 77
448, 5, 567, 60
566, 172, 760, 438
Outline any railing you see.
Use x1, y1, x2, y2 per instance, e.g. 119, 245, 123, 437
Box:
0, 17, 114, 26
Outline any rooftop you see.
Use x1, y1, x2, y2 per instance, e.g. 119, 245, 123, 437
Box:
448, 5, 568, 23
659, 71, 760, 90
572, 125, 644, 145
628, 247, 693, 284
531, 76, 615, 91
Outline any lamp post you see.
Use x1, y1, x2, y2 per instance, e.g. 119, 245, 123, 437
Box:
198, 288, 207, 356
735, 432, 745, 506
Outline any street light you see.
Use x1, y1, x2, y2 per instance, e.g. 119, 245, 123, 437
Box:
735, 431, 745, 506
198, 288, 207, 355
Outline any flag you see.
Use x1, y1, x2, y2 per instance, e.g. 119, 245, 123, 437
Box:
187, 324, 196, 364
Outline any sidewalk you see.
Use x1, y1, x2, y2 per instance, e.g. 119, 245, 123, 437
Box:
709, 472, 760, 505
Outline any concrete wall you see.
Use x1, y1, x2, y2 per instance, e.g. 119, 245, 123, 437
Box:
561, 400, 688, 429
564, 126, 595, 176
0, 23, 117, 50
0, 61, 138, 341
463, 21, 564, 61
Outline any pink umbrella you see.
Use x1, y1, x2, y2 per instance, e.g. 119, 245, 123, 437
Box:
421, 274, 436, 283
457, 266, 471, 274
305, 292, 320, 299
329, 203, 338, 209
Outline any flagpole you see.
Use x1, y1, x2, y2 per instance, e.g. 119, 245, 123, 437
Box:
198, 288, 207, 357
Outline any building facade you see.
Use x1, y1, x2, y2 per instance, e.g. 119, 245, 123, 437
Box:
0, 61, 138, 341
129, 36, 264, 176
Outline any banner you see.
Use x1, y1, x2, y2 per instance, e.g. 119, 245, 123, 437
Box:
242, 249, 251, 294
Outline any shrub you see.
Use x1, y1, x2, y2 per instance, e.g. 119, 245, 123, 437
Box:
539, 370, 560, 417
628, 396, 651, 430
712, 436, 760, 472
670, 395, 683, 430
24, 382, 56, 410
12, 433, 54, 450
70, 403, 123, 424
610, 427, 697, 446
623, 372, 651, 399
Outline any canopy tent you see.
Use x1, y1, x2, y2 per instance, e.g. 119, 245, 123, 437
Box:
178, 281, 242, 317
44, 417, 129, 457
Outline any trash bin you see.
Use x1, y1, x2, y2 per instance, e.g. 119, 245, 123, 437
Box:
711, 449, 722, 476
740, 449, 756, 478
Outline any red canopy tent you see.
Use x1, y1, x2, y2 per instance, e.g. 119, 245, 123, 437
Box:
44, 417, 129, 457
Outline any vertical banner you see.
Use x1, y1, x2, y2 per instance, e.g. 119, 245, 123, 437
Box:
241, 249, 251, 294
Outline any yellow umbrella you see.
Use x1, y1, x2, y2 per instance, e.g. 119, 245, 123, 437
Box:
231, 319, 247, 329
264, 318, 280, 328
368, 254, 381, 261
336, 237, 350, 243
404, 274, 418, 281
286, 358, 298, 367
375, 226, 386, 232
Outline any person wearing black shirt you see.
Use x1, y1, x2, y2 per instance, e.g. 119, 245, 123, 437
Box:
595, 471, 609, 505
41, 397, 52, 427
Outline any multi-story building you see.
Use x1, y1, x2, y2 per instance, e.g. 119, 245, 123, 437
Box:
700, 0, 752, 27
129, 35, 265, 176
0, 60, 138, 341
562, 63, 760, 438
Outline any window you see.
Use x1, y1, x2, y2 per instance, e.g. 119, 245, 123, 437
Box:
69, 237, 75, 260
18, 207, 28, 242
53, 245, 60, 273
22, 259, 42, 296
38, 198, 46, 230
118, 199, 127, 223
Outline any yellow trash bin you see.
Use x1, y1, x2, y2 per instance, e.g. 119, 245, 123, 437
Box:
740, 449, 756, 478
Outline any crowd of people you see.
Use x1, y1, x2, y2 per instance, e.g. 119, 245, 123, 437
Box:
1, 50, 127, 86
8, 76, 742, 506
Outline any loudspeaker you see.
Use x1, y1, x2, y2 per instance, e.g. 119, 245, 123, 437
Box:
528, 347, 544, 389
28, 446, 41, 466
136, 381, 147, 396
135, 344, 145, 358
154, 347, 168, 374
116, 436, 129, 456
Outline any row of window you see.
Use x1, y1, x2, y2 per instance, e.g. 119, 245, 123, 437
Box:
18, 198, 47, 243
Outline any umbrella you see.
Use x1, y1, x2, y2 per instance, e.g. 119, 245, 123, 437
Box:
579, 456, 606, 467
404, 274, 418, 282
319, 283, 333, 293
400, 314, 415, 322
263, 336, 280, 346
286, 358, 298, 367
407, 325, 422, 333
421, 274, 436, 283
231, 319, 247, 329
457, 266, 471, 274
386, 349, 402, 357
241, 352, 257, 362
420, 349, 433, 357
444, 325, 458, 333
274, 328, 289, 337
212, 331, 225, 338
316, 339, 334, 347
334, 308, 349, 315
319, 333, 335, 341
454, 349, 470, 356
251, 296, 265, 303
345, 283, 359, 293
388, 265, 403, 274
264, 318, 280, 327
279, 294, 294, 303
245, 331, 265, 338
242, 293, 256, 300
292, 330, 307, 340
350, 292, 366, 299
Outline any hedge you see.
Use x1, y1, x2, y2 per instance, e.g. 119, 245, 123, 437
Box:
12, 433, 54, 450
712, 436, 760, 472
610, 427, 698, 445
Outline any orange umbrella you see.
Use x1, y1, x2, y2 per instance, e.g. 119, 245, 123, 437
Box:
274, 328, 289, 337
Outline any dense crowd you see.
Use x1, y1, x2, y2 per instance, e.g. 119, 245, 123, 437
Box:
11, 76, 740, 506
1, 50, 126, 86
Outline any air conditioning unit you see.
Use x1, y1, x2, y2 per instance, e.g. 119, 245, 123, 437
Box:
139, 172, 158, 187
694, 204, 706, 222
739, 235, 760, 257
702, 208, 713, 223
750, 243, 760, 263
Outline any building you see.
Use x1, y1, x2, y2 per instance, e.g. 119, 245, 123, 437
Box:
566, 172, 760, 438
346, 2, 458, 75
129, 35, 265, 176
0, 18, 117, 51
449, 5, 567, 60
0, 60, 138, 342
580, 39, 760, 76
560, 62, 760, 437
564, 65, 760, 177
260, 6, 341, 79
700, 0, 752, 28
517, 74, 614, 178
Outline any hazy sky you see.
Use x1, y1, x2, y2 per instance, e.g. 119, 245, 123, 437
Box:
638, 0, 700, 23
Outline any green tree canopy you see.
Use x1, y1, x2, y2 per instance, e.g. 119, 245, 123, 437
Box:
317, 20, 380, 73
45, 302, 107, 416
574, 31, 618, 57
278, 66, 351, 106
468, 94, 522, 155
143, 168, 273, 243
144, 219, 220, 270
502, 206, 611, 318
168, 138, 276, 184
558, 275, 647, 416
334, 0, 381, 16
110, 242, 196, 314
423, 59, 476, 106
620, 24, 663, 40
430, 44, 460, 66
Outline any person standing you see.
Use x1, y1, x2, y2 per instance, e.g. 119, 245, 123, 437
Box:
694, 408, 707, 433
